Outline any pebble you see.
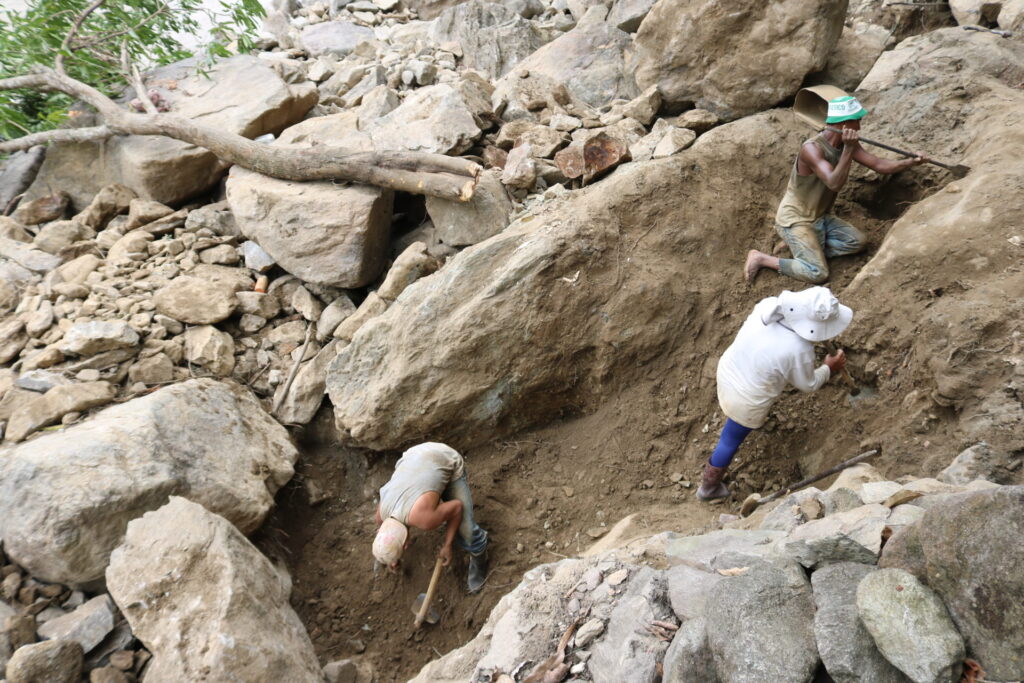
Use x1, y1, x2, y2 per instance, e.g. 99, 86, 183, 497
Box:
606, 568, 628, 586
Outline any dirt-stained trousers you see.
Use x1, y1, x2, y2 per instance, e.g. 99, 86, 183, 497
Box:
776, 214, 866, 284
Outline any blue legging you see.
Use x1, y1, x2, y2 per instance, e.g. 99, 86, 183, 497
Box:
710, 418, 753, 468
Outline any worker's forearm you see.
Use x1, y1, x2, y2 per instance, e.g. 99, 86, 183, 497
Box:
828, 149, 855, 191
443, 510, 460, 549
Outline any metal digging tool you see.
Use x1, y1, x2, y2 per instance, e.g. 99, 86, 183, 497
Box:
823, 341, 860, 397
823, 127, 970, 178
739, 449, 879, 517
412, 557, 444, 628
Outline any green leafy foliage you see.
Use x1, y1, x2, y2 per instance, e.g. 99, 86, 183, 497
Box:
0, 0, 265, 141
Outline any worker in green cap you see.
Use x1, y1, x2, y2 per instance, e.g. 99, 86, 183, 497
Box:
745, 95, 929, 283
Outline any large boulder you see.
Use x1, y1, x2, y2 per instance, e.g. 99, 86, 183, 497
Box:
226, 109, 393, 289
5, 381, 117, 443
0, 379, 297, 588
857, 569, 965, 683
704, 560, 819, 683
589, 567, 673, 683
300, 20, 374, 57
106, 497, 322, 682
428, 1, 544, 79
326, 111, 806, 449
425, 169, 512, 246
806, 21, 891, 91
879, 487, 1024, 680
630, 0, 847, 119
0, 147, 46, 210
812, 563, 910, 683
496, 6, 638, 108
25, 56, 317, 210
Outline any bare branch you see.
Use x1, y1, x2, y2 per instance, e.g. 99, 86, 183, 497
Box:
121, 41, 158, 115
73, 3, 173, 52
0, 74, 50, 91
3, 67, 482, 201
0, 125, 115, 154
57, 0, 107, 75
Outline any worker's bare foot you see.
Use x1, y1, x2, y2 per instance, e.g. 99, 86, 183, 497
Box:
744, 250, 767, 282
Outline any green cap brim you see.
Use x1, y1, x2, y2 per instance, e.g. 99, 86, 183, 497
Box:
825, 108, 868, 124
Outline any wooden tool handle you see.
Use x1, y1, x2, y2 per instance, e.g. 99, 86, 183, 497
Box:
414, 557, 444, 628
822, 127, 961, 173
758, 449, 879, 507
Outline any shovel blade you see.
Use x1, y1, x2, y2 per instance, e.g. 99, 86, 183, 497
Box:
950, 164, 971, 179
411, 593, 440, 625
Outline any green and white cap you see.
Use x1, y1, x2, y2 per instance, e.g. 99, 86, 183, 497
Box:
825, 95, 868, 123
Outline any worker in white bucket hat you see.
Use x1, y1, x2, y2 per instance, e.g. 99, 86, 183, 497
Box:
698, 286, 852, 501
744, 94, 929, 284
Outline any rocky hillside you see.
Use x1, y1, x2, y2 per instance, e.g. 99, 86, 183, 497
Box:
0, 0, 1022, 681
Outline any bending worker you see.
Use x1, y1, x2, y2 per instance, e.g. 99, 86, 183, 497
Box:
698, 287, 851, 501
373, 442, 489, 593
745, 95, 928, 283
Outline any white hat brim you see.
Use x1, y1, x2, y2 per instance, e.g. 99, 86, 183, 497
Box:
789, 302, 853, 342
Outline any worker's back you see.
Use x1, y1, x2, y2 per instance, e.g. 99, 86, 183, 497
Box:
379, 442, 464, 525
715, 297, 822, 428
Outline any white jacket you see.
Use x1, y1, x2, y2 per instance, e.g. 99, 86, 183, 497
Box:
716, 297, 831, 429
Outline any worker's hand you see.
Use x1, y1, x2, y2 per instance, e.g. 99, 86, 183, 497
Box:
438, 543, 452, 567
825, 349, 847, 374
908, 153, 930, 167
841, 127, 860, 147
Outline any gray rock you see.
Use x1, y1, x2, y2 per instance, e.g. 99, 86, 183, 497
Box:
272, 340, 344, 425
368, 78, 491, 155
184, 326, 235, 377
377, 241, 438, 302
128, 353, 175, 385
317, 296, 357, 340
653, 127, 696, 158
37, 595, 114, 654
237, 291, 281, 319
291, 286, 324, 323
426, 169, 512, 247
666, 563, 723, 621
332, 292, 387, 342
4, 639, 83, 683
879, 487, 1024, 680
938, 442, 1007, 485
5, 382, 117, 442
428, 1, 543, 79
663, 617, 717, 682
185, 202, 239, 237
574, 618, 604, 648
15, 369, 72, 393
106, 497, 323, 681
705, 560, 818, 683
859, 481, 903, 505
26, 57, 316, 211
499, 6, 637, 107
631, 0, 846, 120
198, 244, 239, 266
589, 567, 673, 683
0, 147, 46, 210
300, 20, 374, 57
665, 529, 785, 569
818, 487, 865, 516
0, 236, 62, 273
805, 21, 890, 92
0, 379, 297, 587
782, 503, 890, 568
59, 321, 139, 356
812, 563, 910, 683
757, 487, 823, 533
153, 276, 239, 325
857, 569, 965, 683
608, 0, 657, 32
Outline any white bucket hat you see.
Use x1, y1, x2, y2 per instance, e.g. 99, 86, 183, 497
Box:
372, 517, 408, 567
776, 287, 853, 342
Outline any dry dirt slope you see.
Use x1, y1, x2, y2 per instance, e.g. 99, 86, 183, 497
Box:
267, 28, 1024, 683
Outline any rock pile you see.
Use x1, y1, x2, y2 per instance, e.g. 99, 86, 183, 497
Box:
414, 462, 1023, 682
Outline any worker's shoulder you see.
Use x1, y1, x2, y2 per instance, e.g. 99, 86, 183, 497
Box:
403, 442, 461, 460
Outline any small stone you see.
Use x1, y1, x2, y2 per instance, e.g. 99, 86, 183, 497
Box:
563, 486, 575, 498
108, 650, 134, 670
292, 286, 324, 322
606, 568, 628, 586
586, 527, 607, 539
242, 241, 276, 272
89, 666, 129, 683
239, 314, 267, 334
236, 291, 281, 319
37, 595, 115, 653
58, 320, 139, 356
574, 618, 605, 648
669, 472, 683, 483
348, 638, 365, 654
323, 659, 358, 683
199, 244, 240, 266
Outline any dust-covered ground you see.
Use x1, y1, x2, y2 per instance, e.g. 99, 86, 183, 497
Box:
252, 168, 994, 681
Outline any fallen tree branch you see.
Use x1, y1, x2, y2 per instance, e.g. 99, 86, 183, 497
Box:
0, 125, 114, 153
122, 41, 158, 115
272, 323, 314, 416
1, 67, 482, 201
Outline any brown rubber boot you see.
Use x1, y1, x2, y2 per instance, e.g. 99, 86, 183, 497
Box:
696, 461, 730, 501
